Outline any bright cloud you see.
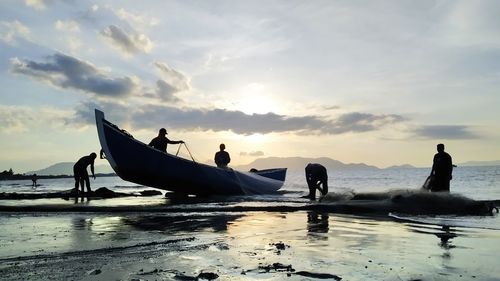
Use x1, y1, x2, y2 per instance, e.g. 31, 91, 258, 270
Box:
101, 25, 153, 55
54, 20, 80, 32
67, 37, 82, 52
153, 62, 190, 95
25, 0, 47, 10
115, 7, 160, 29
154, 62, 190, 90
0, 20, 31, 45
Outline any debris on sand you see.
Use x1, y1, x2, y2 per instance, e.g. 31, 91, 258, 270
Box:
295, 271, 342, 280
88, 268, 102, 275
258, 262, 295, 273
269, 241, 290, 254
248, 263, 342, 280
137, 268, 162, 275
197, 272, 219, 280
269, 241, 289, 251
173, 271, 219, 280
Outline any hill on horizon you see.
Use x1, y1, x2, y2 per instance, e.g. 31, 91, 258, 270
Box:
237, 157, 500, 171
235, 156, 380, 172
458, 160, 500, 167
25, 162, 114, 176
26, 157, 383, 175
22, 157, 500, 176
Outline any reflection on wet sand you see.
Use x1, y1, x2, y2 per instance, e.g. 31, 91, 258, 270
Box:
307, 211, 329, 240
68, 213, 244, 248
436, 225, 458, 263
436, 225, 457, 248
405, 221, 464, 273
73, 195, 91, 204
122, 214, 244, 233
71, 217, 94, 249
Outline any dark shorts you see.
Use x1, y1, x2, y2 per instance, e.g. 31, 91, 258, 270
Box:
73, 165, 88, 181
431, 175, 450, 192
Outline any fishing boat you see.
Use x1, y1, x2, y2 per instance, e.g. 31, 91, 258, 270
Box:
95, 109, 287, 196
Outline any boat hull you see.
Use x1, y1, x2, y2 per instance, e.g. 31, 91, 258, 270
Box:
95, 110, 286, 195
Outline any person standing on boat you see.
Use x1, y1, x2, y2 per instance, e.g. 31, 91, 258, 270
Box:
148, 128, 184, 153
430, 143, 453, 192
304, 163, 328, 200
73, 152, 97, 195
214, 143, 231, 168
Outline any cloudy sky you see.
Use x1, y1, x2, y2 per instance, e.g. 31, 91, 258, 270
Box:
1, 0, 499, 172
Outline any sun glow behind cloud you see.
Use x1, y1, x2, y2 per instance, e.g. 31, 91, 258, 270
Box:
233, 83, 279, 115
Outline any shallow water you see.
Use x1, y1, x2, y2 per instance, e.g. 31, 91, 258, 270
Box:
2, 166, 499, 198
1, 166, 499, 280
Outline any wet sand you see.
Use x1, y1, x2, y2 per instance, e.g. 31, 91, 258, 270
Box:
1, 206, 500, 280
1, 190, 497, 216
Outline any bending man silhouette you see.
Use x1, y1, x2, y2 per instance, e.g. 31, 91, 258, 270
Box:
214, 143, 231, 168
73, 152, 97, 194
149, 128, 184, 153
304, 163, 328, 200
430, 143, 453, 192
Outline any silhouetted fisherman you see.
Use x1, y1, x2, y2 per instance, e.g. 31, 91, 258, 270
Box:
304, 163, 328, 200
73, 152, 97, 194
214, 143, 231, 168
31, 174, 37, 188
430, 143, 453, 192
148, 128, 184, 153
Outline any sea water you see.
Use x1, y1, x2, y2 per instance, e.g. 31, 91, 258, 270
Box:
2, 166, 499, 199
1, 166, 500, 280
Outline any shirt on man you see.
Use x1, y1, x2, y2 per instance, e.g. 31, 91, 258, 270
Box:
214, 151, 231, 168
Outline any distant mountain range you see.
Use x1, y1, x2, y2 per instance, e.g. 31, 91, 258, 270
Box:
384, 164, 417, 169
25, 162, 114, 176
235, 157, 383, 172
23, 157, 499, 176
237, 157, 500, 171
25, 157, 387, 175
236, 157, 500, 171
458, 160, 500, 167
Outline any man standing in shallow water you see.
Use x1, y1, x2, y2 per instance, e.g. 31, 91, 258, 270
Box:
31, 174, 37, 188
430, 143, 453, 192
73, 152, 97, 195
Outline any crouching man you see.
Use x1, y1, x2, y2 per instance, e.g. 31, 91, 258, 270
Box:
304, 163, 328, 200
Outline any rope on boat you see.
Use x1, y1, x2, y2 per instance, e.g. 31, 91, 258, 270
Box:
175, 144, 182, 156
183, 143, 197, 163
175, 142, 197, 163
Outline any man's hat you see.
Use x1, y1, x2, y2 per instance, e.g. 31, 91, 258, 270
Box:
159, 128, 167, 135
